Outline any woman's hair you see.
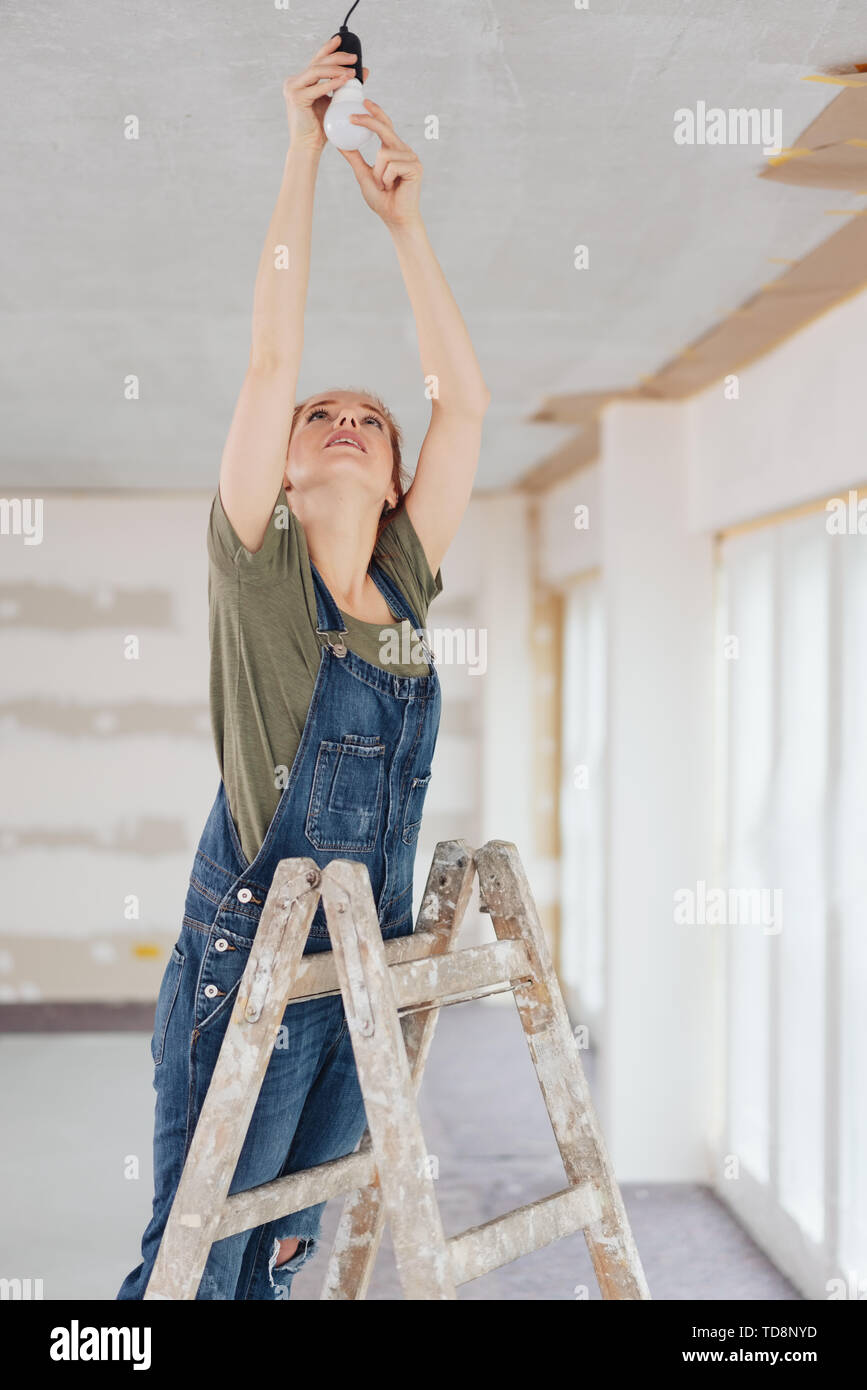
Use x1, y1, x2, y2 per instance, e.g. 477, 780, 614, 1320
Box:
289, 390, 412, 545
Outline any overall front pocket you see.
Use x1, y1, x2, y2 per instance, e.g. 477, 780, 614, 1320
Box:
305, 734, 386, 852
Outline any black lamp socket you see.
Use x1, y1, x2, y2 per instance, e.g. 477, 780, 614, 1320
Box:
332, 25, 363, 83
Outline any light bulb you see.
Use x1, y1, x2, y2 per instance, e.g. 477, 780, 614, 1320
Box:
324, 77, 377, 153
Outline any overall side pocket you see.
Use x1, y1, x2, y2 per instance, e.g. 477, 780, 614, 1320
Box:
402, 771, 432, 846
151, 944, 185, 1066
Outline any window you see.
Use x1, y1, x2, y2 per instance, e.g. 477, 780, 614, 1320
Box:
716, 500, 867, 1294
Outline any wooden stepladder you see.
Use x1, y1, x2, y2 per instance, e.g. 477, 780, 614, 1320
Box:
144, 840, 650, 1300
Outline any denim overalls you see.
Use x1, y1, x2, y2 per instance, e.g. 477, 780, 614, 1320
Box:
117, 551, 440, 1300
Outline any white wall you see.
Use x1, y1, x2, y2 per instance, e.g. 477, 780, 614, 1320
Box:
537, 462, 602, 585
0, 492, 494, 999
599, 402, 715, 1181
687, 287, 867, 532
477, 495, 535, 852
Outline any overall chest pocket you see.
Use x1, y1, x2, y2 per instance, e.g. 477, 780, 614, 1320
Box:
305, 734, 386, 853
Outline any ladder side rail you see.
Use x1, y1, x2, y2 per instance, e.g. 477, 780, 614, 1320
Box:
320, 840, 475, 1300
144, 859, 321, 1300
476, 840, 651, 1300
320, 858, 458, 1300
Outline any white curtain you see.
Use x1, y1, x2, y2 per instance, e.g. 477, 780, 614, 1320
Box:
559, 573, 606, 1033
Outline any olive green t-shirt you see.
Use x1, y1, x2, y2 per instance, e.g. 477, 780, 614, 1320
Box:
207, 486, 443, 866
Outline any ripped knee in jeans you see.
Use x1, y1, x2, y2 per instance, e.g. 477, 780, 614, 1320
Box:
274, 1236, 300, 1267
268, 1233, 317, 1296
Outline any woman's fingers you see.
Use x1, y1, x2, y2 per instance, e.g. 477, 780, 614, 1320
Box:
373, 144, 417, 163
372, 146, 416, 175
372, 146, 420, 186
286, 68, 348, 95
286, 61, 355, 104
352, 114, 407, 149
338, 145, 379, 188
357, 98, 407, 144
359, 97, 390, 119
312, 33, 344, 60
287, 54, 357, 88
305, 57, 358, 83
288, 35, 355, 93
381, 159, 420, 190
350, 104, 411, 152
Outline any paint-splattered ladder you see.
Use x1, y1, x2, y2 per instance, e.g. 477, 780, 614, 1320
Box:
144, 839, 650, 1300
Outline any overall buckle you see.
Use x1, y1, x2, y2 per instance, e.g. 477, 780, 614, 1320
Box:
318, 626, 347, 658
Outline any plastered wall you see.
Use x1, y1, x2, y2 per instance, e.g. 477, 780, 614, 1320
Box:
0, 494, 488, 1002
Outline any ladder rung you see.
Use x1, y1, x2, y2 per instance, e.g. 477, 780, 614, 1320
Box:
216, 1148, 379, 1241
389, 940, 532, 1010
268, 936, 533, 1011
447, 1183, 604, 1286
282, 924, 449, 1002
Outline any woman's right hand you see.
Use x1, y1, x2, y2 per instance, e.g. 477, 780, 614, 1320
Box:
283, 34, 366, 152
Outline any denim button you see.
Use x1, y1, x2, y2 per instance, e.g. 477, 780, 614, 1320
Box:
237, 888, 253, 903
204, 984, 219, 999
214, 938, 229, 952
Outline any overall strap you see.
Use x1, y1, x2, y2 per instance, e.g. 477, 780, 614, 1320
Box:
368, 560, 436, 666
310, 552, 435, 666
309, 559, 348, 656
367, 559, 422, 630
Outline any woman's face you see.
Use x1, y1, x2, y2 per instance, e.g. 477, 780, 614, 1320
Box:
284, 390, 397, 512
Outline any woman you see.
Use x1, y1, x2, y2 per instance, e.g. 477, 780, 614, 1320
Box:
117, 33, 489, 1301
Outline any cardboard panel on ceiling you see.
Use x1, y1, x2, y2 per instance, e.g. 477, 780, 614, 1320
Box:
761, 86, 867, 189
522, 73, 867, 489
639, 210, 867, 399
763, 140, 867, 190
531, 390, 636, 427
519, 420, 600, 494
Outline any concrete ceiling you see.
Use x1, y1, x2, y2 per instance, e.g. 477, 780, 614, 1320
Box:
1, 0, 864, 493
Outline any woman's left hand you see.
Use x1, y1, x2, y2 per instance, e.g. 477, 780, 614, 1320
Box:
338, 99, 423, 227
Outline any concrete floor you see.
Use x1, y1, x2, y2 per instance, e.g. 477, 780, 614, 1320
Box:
0, 1000, 800, 1301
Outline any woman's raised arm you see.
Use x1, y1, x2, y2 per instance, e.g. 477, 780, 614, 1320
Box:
219, 36, 359, 552
339, 99, 491, 580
